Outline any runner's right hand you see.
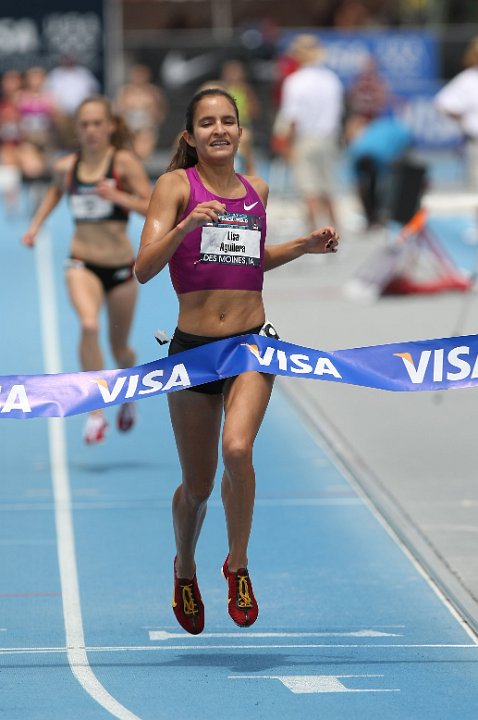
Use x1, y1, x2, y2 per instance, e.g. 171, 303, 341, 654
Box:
180, 201, 226, 234
21, 230, 36, 247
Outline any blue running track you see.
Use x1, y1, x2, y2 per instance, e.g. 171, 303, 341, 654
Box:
1, 193, 478, 719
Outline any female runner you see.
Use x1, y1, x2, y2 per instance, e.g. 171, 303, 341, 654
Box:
136, 88, 339, 633
22, 95, 152, 444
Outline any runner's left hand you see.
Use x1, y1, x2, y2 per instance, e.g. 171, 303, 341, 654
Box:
304, 226, 339, 254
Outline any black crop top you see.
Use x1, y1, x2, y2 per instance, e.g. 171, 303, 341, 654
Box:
67, 151, 129, 223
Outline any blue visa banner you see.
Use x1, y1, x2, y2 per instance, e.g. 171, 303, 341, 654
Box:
1, 333, 478, 419
0, 1, 104, 77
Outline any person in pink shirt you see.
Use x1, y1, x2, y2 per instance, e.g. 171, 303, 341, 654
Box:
136, 87, 339, 634
17, 66, 59, 181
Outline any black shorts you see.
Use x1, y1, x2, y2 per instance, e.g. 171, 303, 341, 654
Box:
65, 257, 135, 293
168, 322, 279, 395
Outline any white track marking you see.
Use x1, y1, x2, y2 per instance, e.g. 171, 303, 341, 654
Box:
229, 674, 400, 693
36, 231, 141, 720
2, 642, 477, 655
149, 629, 401, 641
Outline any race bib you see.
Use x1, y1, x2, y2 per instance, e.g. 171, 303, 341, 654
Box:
70, 191, 114, 221
200, 212, 261, 267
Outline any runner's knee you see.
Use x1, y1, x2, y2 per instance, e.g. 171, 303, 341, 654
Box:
181, 477, 215, 506
222, 439, 253, 474
110, 340, 134, 366
80, 318, 100, 338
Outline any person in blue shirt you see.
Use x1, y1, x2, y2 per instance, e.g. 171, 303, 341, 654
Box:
348, 114, 413, 228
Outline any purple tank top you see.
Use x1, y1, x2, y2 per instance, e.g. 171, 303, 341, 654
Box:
169, 165, 266, 294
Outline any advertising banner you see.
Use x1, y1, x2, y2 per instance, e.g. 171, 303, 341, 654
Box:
2, 332, 478, 419
280, 29, 460, 148
0, 0, 104, 81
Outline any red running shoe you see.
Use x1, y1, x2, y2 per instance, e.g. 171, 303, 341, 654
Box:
222, 555, 259, 627
117, 402, 136, 432
172, 557, 204, 635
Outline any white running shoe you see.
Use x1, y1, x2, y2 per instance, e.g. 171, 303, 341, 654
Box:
83, 414, 109, 445
117, 402, 136, 432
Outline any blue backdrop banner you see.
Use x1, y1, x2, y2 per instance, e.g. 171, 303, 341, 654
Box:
1, 333, 478, 419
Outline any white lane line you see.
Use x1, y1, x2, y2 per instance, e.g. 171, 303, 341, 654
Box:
0, 497, 361, 512
2, 643, 478, 655
149, 629, 401, 641
36, 231, 141, 720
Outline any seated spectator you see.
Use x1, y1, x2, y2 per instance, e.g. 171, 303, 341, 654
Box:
348, 114, 414, 228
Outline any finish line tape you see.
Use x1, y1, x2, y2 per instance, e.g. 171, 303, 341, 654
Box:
1, 333, 478, 419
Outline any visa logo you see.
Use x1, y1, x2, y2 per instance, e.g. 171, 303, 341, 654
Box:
395, 345, 478, 383
93, 363, 191, 403
0, 384, 31, 413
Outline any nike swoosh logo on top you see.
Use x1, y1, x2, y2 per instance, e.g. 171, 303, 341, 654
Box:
244, 201, 258, 211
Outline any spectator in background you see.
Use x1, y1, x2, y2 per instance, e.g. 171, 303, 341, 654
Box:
115, 64, 168, 162
332, 0, 374, 28
270, 43, 300, 160
17, 66, 59, 182
435, 35, 478, 191
343, 56, 391, 144
0, 69, 23, 210
0, 69, 23, 168
273, 45, 300, 109
219, 60, 259, 174
347, 114, 413, 229
45, 54, 100, 150
278, 34, 344, 229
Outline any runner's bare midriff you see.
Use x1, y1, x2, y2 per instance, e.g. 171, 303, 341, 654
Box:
71, 221, 134, 266
177, 289, 265, 336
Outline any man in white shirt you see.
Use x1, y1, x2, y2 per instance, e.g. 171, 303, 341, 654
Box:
46, 54, 100, 149
279, 34, 344, 229
435, 35, 478, 190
